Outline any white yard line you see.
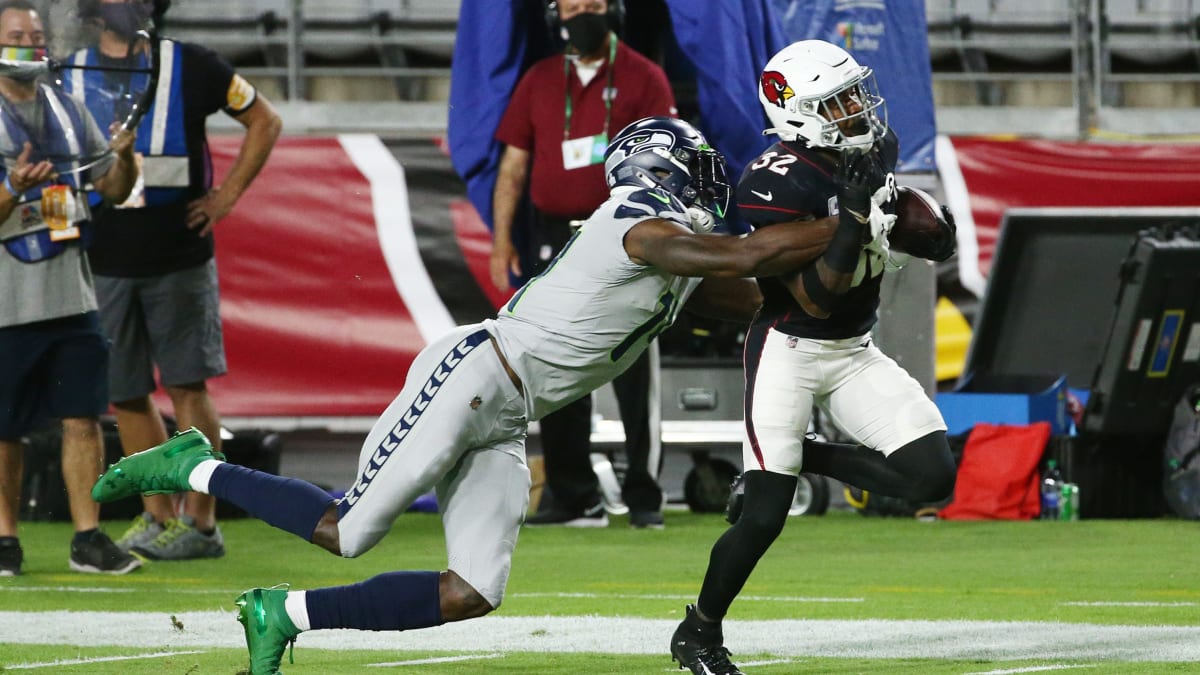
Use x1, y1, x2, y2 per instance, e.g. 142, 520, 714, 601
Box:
2, 613, 1200, 662
1062, 601, 1198, 607
0, 586, 236, 595
512, 592, 864, 603
964, 665, 1095, 674
6, 650, 205, 670
740, 658, 798, 667
366, 652, 504, 667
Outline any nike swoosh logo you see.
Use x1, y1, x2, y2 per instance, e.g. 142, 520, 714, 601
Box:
649, 191, 671, 204
751, 189, 773, 202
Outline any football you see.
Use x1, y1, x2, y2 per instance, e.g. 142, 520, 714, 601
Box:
888, 186, 956, 261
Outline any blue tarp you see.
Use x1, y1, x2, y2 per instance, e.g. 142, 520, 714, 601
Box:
448, 0, 936, 232
772, 0, 938, 173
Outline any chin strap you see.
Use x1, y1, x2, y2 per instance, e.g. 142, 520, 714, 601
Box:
762, 126, 800, 141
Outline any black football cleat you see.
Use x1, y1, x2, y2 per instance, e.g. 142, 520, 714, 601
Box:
670, 604, 745, 675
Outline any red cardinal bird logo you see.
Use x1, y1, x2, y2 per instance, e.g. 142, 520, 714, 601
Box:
761, 70, 794, 108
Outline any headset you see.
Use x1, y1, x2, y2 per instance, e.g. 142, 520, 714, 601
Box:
544, 0, 624, 36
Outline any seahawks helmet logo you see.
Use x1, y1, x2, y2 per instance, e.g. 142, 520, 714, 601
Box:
761, 70, 794, 108
611, 128, 677, 164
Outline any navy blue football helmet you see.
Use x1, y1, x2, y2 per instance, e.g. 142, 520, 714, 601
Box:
603, 116, 729, 218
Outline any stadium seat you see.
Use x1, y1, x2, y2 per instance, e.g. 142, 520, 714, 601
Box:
939, 0, 1077, 64
927, 0, 1084, 107
167, 0, 289, 63
1104, 0, 1199, 65
301, 0, 457, 60
1099, 0, 1200, 106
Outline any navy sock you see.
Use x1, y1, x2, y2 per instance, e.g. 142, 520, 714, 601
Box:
0, 536, 19, 548
72, 529, 98, 546
306, 571, 444, 631
207, 463, 334, 542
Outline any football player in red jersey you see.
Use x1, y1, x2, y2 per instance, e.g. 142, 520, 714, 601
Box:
670, 40, 958, 675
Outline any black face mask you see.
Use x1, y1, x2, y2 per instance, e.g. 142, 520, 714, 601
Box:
99, 2, 153, 41
562, 12, 609, 56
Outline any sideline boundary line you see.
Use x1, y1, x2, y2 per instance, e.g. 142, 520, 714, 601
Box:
3, 612, 1200, 662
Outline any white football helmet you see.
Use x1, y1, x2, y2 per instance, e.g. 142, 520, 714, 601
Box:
758, 40, 887, 149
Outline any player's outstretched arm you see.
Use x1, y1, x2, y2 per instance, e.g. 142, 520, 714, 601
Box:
625, 216, 837, 279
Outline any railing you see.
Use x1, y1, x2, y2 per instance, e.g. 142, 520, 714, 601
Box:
167, 0, 1200, 138
168, 0, 456, 101
929, 0, 1200, 137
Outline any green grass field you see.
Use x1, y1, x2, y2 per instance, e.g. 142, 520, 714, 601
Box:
3, 511, 1199, 673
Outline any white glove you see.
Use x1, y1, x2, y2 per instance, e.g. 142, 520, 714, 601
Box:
686, 206, 716, 234
871, 173, 897, 208
864, 199, 896, 258
863, 173, 897, 259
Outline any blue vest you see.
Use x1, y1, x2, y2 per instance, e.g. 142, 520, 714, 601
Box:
0, 84, 93, 263
67, 39, 189, 207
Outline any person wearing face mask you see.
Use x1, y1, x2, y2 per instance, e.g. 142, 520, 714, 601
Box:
62, 0, 281, 562
0, 0, 140, 576
491, 0, 679, 531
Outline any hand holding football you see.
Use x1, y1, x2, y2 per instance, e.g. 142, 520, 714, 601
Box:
888, 186, 957, 261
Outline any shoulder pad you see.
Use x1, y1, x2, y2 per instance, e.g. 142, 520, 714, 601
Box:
736, 146, 830, 225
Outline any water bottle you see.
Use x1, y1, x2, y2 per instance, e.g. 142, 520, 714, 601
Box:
1040, 459, 1063, 520
1059, 482, 1080, 521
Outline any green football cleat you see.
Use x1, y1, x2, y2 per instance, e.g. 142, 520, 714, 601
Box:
236, 584, 301, 675
90, 427, 225, 503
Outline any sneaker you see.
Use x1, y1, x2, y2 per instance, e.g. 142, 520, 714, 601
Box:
525, 500, 609, 528
91, 428, 225, 503
236, 584, 301, 675
132, 515, 225, 560
0, 540, 22, 576
670, 604, 744, 675
630, 509, 665, 529
115, 512, 165, 552
69, 530, 142, 574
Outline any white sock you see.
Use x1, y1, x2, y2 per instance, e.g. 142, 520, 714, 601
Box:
187, 459, 223, 493
284, 590, 311, 632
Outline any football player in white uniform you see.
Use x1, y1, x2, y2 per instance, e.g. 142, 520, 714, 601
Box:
92, 116, 847, 674
669, 41, 959, 675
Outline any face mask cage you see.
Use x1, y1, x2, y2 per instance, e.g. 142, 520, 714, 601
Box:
808, 70, 887, 148
688, 146, 730, 218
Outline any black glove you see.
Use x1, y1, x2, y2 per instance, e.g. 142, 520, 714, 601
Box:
940, 205, 957, 233
834, 149, 886, 225
929, 205, 958, 262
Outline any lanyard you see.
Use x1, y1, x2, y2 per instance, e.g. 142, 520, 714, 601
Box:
562, 33, 617, 141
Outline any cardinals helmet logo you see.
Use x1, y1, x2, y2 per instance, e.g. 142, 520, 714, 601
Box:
761, 70, 794, 108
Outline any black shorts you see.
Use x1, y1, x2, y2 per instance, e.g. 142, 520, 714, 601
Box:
0, 312, 109, 439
